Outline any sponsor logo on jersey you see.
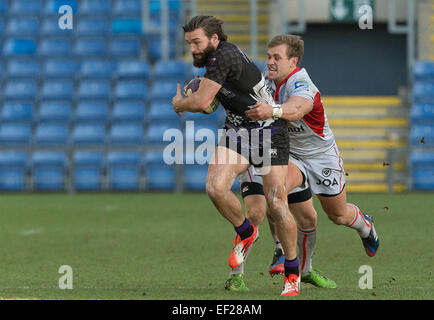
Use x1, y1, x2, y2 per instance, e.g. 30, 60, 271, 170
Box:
322, 168, 331, 177
288, 125, 305, 133
268, 148, 278, 157
294, 81, 309, 90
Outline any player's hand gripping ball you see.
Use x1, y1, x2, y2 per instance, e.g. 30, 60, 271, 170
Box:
184, 77, 219, 114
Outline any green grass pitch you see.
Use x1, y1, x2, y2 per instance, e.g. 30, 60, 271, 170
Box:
0, 192, 433, 300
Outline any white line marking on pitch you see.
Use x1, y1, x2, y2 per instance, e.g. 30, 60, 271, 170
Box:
19, 228, 44, 236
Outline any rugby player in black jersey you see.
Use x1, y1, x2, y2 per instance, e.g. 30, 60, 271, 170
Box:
172, 15, 300, 296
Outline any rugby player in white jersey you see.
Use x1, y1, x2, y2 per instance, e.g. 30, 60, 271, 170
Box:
224, 34, 380, 292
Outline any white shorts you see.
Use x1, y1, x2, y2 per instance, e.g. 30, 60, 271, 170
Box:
239, 143, 346, 196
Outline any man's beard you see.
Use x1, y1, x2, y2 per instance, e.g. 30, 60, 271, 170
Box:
192, 43, 215, 68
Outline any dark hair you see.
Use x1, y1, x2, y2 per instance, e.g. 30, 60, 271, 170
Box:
183, 15, 228, 42
268, 34, 304, 66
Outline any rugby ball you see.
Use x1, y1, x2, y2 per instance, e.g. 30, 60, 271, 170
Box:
185, 77, 219, 114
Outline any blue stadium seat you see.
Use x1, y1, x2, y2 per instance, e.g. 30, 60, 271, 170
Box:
144, 150, 165, 166
145, 121, 179, 144
412, 168, 434, 190
32, 152, 67, 191
0, 152, 28, 191
147, 38, 176, 61
39, 101, 72, 122
183, 165, 207, 190
76, 101, 109, 123
414, 61, 434, 81
44, 0, 77, 15
6, 18, 39, 36
149, 0, 181, 13
78, 80, 111, 99
41, 18, 73, 36
42, 80, 74, 99
232, 176, 241, 192
80, 0, 111, 15
0, 0, 7, 15
0, 123, 31, 145
115, 80, 147, 100
43, 59, 78, 78
107, 152, 142, 190
112, 101, 145, 122
1, 102, 33, 123
10, 0, 42, 15
409, 125, 434, 146
39, 39, 71, 56
74, 38, 106, 56
410, 151, 434, 168
76, 18, 108, 36
413, 81, 434, 103
149, 81, 178, 101
117, 61, 150, 79
3, 39, 37, 55
4, 80, 37, 99
154, 60, 186, 79
148, 101, 180, 122
109, 38, 141, 57
74, 151, 104, 191
35, 123, 69, 145
410, 103, 434, 125
112, 18, 141, 34
112, 0, 141, 15
80, 60, 116, 78
72, 123, 105, 145
7, 59, 40, 78
145, 166, 175, 190
109, 123, 144, 145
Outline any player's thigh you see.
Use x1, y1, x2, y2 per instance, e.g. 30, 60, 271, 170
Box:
261, 165, 288, 209
316, 186, 348, 217
207, 146, 250, 192
286, 158, 304, 192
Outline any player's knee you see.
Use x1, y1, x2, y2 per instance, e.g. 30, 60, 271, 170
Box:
246, 208, 264, 226
205, 180, 224, 201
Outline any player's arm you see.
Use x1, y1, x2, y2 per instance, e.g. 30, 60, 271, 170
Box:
245, 95, 313, 122
172, 78, 221, 114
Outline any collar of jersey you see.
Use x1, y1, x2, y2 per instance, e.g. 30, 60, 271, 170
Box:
274, 67, 301, 101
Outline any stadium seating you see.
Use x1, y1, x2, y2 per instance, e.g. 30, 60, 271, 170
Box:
148, 101, 180, 122
107, 152, 141, 190
74, 38, 106, 56
43, 59, 78, 78
145, 165, 175, 190
149, 81, 178, 101
74, 152, 104, 191
72, 123, 106, 145
3, 39, 36, 55
0, 123, 31, 145
1, 102, 33, 123
109, 122, 144, 145
0, 152, 28, 191
153, 60, 186, 79
10, 0, 43, 15
75, 101, 109, 123
112, 101, 145, 122
35, 123, 69, 145
80, 0, 111, 16
6, 18, 39, 36
108, 38, 141, 57
7, 59, 40, 78
112, 18, 142, 34
78, 80, 111, 100
409, 125, 434, 147
38, 101, 72, 123
413, 81, 434, 103
410, 103, 434, 125
413, 61, 434, 80
32, 152, 67, 190
4, 79, 37, 99
115, 80, 147, 100
39, 39, 72, 56
79, 60, 116, 79
117, 61, 150, 79
183, 165, 207, 190
42, 80, 74, 100
76, 18, 109, 36
145, 121, 179, 144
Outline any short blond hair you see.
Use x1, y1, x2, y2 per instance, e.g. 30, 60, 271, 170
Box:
268, 34, 304, 66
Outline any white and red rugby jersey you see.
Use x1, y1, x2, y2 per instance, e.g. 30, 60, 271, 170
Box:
265, 67, 336, 157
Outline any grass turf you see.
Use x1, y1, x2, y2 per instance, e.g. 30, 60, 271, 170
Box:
0, 192, 433, 300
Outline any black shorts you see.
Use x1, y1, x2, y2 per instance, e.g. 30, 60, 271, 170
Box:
218, 119, 289, 168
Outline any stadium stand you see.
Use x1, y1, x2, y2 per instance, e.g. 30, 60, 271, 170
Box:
73, 151, 104, 190
410, 61, 434, 190
0, 151, 28, 191
32, 151, 67, 190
